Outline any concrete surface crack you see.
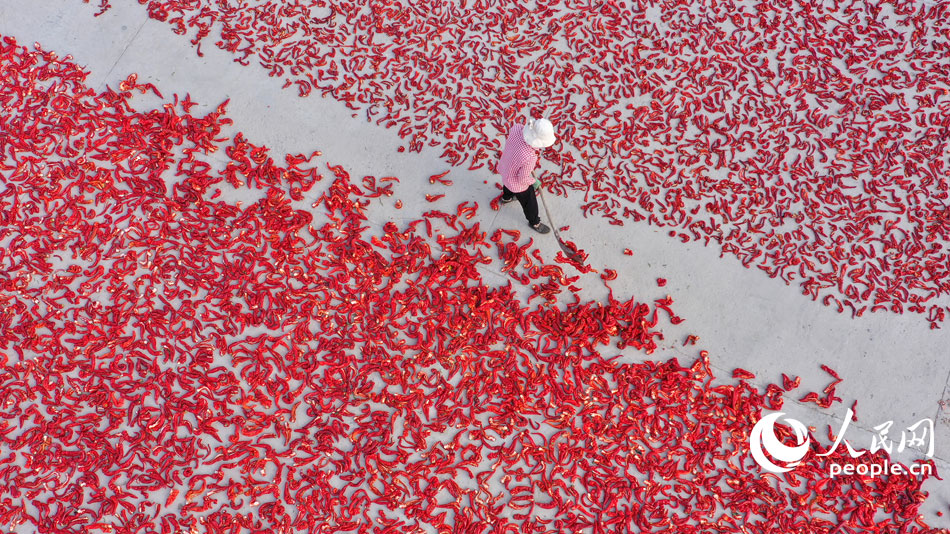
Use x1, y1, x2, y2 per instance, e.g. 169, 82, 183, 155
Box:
98, 16, 150, 89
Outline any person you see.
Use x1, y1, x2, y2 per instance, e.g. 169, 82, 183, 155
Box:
497, 117, 556, 234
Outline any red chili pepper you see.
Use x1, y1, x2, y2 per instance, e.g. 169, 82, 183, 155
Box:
428, 170, 451, 185
732, 368, 756, 380
5, 18, 942, 534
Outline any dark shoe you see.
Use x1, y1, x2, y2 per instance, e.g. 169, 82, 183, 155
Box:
530, 222, 550, 234
500, 195, 515, 204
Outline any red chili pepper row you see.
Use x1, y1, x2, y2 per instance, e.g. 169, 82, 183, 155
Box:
0, 36, 941, 534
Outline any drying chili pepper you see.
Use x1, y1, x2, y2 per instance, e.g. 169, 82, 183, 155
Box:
1, 25, 942, 534
82, 0, 950, 328
733, 368, 756, 380
428, 170, 451, 185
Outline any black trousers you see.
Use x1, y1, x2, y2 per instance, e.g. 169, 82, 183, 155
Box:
502, 186, 540, 226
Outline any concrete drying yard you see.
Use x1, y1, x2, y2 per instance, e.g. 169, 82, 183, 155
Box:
1, 0, 948, 531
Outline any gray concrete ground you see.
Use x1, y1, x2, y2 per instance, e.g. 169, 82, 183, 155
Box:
2, 0, 948, 526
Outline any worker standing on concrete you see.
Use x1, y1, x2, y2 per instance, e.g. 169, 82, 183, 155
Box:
498, 118, 556, 234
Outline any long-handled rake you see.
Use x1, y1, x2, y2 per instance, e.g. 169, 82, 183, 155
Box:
537, 186, 587, 265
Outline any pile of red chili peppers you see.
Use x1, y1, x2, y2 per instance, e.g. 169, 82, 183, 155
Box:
84, 0, 950, 327
0, 36, 943, 533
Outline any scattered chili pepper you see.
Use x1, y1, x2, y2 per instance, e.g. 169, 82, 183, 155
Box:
1, 26, 942, 534
81, 0, 950, 328
733, 368, 756, 380
428, 170, 451, 185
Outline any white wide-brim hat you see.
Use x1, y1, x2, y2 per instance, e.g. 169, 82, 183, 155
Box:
523, 118, 556, 149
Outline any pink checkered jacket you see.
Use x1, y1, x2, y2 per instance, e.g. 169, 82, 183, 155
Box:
497, 122, 538, 193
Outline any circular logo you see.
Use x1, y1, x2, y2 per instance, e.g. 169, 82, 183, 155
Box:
749, 412, 810, 473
